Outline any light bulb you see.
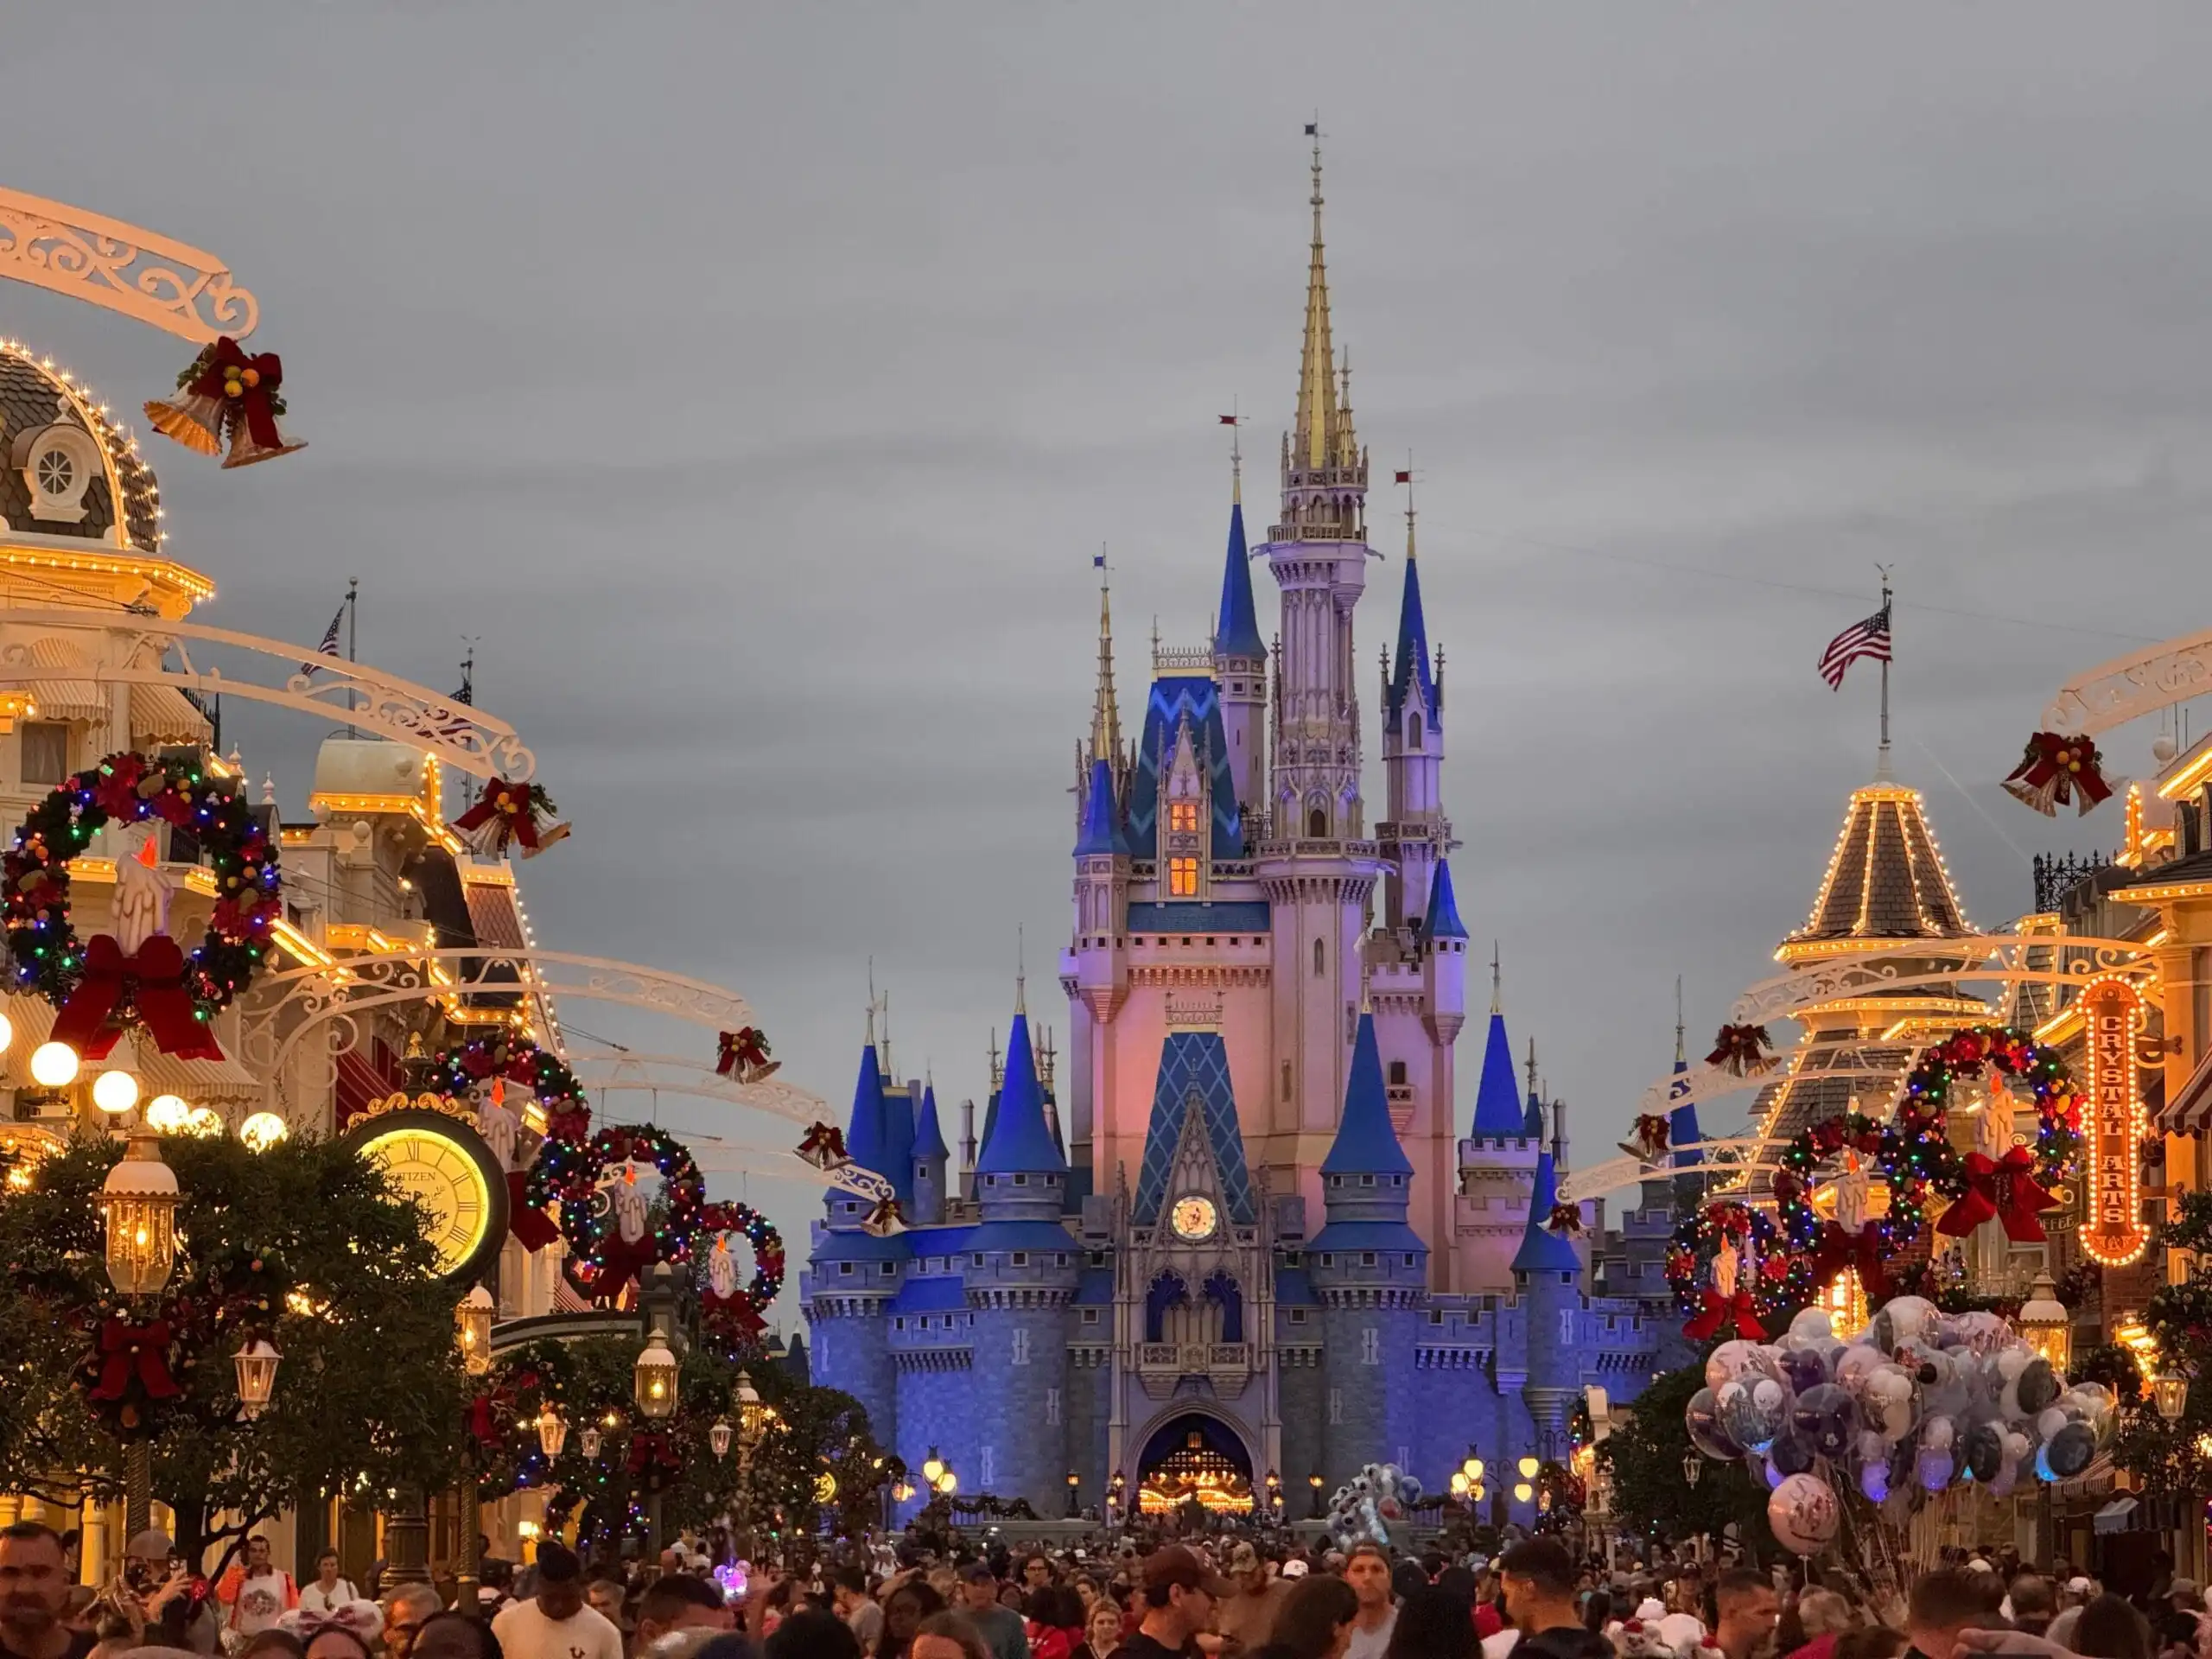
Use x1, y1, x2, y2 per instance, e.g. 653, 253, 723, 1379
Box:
239, 1112, 289, 1151
186, 1106, 223, 1137
92, 1068, 140, 1116
1513, 1482, 1534, 1503
145, 1095, 190, 1133
29, 1041, 78, 1087
0, 1008, 16, 1054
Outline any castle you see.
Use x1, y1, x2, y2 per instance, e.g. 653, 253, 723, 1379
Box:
801, 143, 1704, 1522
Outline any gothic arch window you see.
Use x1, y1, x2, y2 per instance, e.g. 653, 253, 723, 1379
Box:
1168, 800, 1199, 833
1313, 938, 1325, 977
1168, 856, 1198, 897
1145, 1271, 1189, 1344
1389, 1060, 1407, 1086
1203, 1270, 1245, 1344
1307, 806, 1327, 838
1408, 714, 1422, 747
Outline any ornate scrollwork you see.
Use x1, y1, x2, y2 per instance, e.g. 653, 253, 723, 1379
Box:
0, 188, 258, 343
2044, 626, 2212, 736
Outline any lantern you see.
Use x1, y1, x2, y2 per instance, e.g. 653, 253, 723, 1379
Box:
737, 1369, 773, 1465
101, 1130, 179, 1296
1462, 1450, 1484, 1483
455, 1286, 494, 1376
580, 1427, 603, 1460
2155, 1372, 2190, 1422
933, 1470, 957, 1496
92, 1066, 139, 1116
238, 1112, 289, 1152
1450, 1471, 1471, 1497
2018, 1273, 2073, 1374
635, 1326, 678, 1420
919, 1445, 945, 1488
1682, 1452, 1702, 1487
1513, 1482, 1535, 1503
29, 1040, 78, 1088
1066, 1469, 1081, 1516
1517, 1454, 1540, 1479
710, 1420, 734, 1460
144, 1095, 190, 1134
233, 1338, 281, 1419
537, 1406, 569, 1458
1264, 1469, 1281, 1510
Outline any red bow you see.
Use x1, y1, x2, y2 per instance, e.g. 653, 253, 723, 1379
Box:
92, 755, 157, 819
1630, 1114, 1670, 1159
467, 1390, 505, 1445
1546, 1203, 1584, 1236
88, 1316, 180, 1403
451, 779, 569, 859
588, 1232, 662, 1304
1707, 1024, 1777, 1076
53, 933, 225, 1059
796, 1122, 849, 1169
626, 1432, 682, 1478
2004, 731, 2116, 817
1937, 1147, 2057, 1243
185, 338, 289, 449
1683, 1289, 1764, 1342
506, 1169, 561, 1252
718, 1027, 772, 1077
1811, 1219, 1891, 1300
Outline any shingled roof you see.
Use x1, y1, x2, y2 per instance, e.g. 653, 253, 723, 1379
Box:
1783, 782, 1972, 945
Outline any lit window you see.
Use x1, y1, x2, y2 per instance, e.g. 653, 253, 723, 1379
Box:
1169, 800, 1199, 832
1169, 856, 1198, 896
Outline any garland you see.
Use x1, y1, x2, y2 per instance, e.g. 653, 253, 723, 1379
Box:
694, 1200, 785, 1357
546, 1125, 705, 1302
4, 753, 280, 1058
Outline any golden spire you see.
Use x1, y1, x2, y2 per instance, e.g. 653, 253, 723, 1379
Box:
1294, 122, 1342, 471
1090, 547, 1121, 766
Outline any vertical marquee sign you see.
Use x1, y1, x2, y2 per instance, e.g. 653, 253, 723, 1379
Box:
2079, 976, 2149, 1268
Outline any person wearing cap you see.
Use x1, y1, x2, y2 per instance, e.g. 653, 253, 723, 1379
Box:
957, 1564, 1027, 1659
1119, 1548, 1232, 1659
1214, 1545, 1288, 1652
119, 1529, 218, 1656
1339, 1546, 1395, 1659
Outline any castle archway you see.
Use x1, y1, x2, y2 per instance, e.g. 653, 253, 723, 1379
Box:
1134, 1409, 1255, 1515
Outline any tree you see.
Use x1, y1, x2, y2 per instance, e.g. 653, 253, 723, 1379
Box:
0, 1133, 471, 1569
1599, 1361, 1778, 1560
2110, 1190, 2212, 1494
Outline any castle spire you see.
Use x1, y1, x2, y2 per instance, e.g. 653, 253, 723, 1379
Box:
1491, 941, 1502, 1014
1294, 121, 1344, 472
1385, 457, 1438, 734
1090, 550, 1122, 766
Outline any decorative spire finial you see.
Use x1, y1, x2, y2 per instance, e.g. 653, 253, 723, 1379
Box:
1524, 1035, 1538, 1097
1090, 547, 1121, 766
1015, 925, 1027, 1016
864, 957, 878, 1049
1675, 974, 1686, 1065
1293, 118, 1342, 473
1491, 941, 1502, 1014
1223, 401, 1245, 505
1399, 452, 1416, 560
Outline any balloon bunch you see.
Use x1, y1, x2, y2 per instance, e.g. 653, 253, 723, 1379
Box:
1325, 1461, 1424, 1552
1685, 1295, 2113, 1556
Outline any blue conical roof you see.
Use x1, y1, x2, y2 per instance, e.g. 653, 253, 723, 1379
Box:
1470, 1012, 1524, 1136
1385, 550, 1438, 733
1074, 757, 1130, 856
1321, 1013, 1414, 1177
1522, 1085, 1545, 1140
1668, 1058, 1704, 1166
1511, 1151, 1583, 1275
1422, 859, 1468, 942
976, 1012, 1067, 1174
1216, 499, 1265, 660
845, 1042, 888, 1176
912, 1083, 950, 1162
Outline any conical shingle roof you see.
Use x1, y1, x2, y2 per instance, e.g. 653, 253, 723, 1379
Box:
1783, 782, 1971, 948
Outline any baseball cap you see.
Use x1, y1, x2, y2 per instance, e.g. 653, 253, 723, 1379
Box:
1280, 1560, 1310, 1581
1141, 1546, 1233, 1598
126, 1529, 174, 1560
1227, 1543, 1262, 1575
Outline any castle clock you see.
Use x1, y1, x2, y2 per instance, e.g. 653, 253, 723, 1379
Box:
1170, 1194, 1217, 1243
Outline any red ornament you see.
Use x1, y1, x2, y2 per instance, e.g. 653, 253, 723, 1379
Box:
716, 1027, 779, 1082
1707, 1024, 1777, 1077
451, 779, 569, 859
2004, 730, 2117, 817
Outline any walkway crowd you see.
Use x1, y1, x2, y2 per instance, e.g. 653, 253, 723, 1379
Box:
5, 1519, 2209, 1659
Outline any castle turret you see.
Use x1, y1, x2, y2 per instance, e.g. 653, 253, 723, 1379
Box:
911, 1079, 950, 1226
1310, 1013, 1424, 1484
1513, 1148, 1581, 1514
1382, 485, 1446, 931
1214, 470, 1268, 820
968, 1003, 1079, 1508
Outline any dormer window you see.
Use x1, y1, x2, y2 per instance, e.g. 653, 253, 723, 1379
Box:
1168, 801, 1198, 833
12, 423, 100, 525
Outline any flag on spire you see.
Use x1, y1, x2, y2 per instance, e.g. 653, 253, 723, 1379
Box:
1818, 601, 1891, 689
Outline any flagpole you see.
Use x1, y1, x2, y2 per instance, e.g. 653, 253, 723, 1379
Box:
344, 576, 359, 740
1877, 566, 1892, 781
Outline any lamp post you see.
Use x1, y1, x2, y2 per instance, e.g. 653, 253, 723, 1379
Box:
1264, 1469, 1281, 1521
452, 1287, 499, 1618
101, 1128, 181, 1536
1065, 1470, 1081, 1519
734, 1370, 772, 1555
456, 1287, 494, 1378
2018, 1273, 2073, 1373
634, 1327, 679, 1560
1308, 1471, 1325, 1520
232, 1340, 281, 1420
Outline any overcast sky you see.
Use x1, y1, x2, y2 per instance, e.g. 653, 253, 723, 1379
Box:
8, 4, 2210, 1320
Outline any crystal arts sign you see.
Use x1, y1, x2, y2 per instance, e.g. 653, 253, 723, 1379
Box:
2080, 977, 2149, 1268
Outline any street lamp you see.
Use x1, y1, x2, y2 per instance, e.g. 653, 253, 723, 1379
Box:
144, 1094, 190, 1134
2018, 1273, 2072, 1374
238, 1111, 289, 1152
1682, 1452, 1702, 1487
101, 1129, 179, 1296
736, 1370, 774, 1469
1264, 1469, 1281, 1514
2155, 1372, 2190, 1422
1065, 1470, 1081, 1518
536, 1406, 569, 1459
456, 1286, 494, 1376
1517, 1454, 1540, 1479
710, 1420, 734, 1461
1513, 1482, 1535, 1503
634, 1326, 678, 1420
1462, 1449, 1484, 1484
1308, 1471, 1325, 1520
920, 1446, 946, 1488
934, 1471, 957, 1495
579, 1426, 603, 1460
232, 1339, 281, 1419
92, 1064, 139, 1117
29, 1040, 78, 1088
1450, 1471, 1471, 1497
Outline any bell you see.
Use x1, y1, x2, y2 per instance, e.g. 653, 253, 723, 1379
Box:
860, 1197, 906, 1237
221, 414, 308, 469
741, 1058, 782, 1084
142, 390, 226, 455
518, 818, 571, 858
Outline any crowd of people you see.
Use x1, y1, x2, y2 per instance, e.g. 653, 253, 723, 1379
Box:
8, 1518, 2212, 1659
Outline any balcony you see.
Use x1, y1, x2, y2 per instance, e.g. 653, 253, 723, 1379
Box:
1135, 1341, 1255, 1399
1387, 1084, 1414, 1133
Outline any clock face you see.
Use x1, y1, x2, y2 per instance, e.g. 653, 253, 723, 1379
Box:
1170, 1195, 1217, 1243
346, 1109, 508, 1284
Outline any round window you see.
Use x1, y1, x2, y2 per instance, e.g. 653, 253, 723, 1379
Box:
35, 449, 73, 496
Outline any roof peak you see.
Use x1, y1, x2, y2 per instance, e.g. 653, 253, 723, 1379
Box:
1289, 124, 1356, 475
1783, 775, 1973, 950
1090, 551, 1121, 766
1215, 495, 1265, 661
1321, 1011, 1413, 1177
1511, 1150, 1583, 1275
975, 1010, 1068, 1175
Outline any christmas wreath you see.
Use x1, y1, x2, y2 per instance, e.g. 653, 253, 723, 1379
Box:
437, 1033, 592, 1147
4, 752, 280, 1058
1665, 1201, 1801, 1339
544, 1124, 705, 1302
1907, 1023, 2079, 1243
693, 1199, 785, 1357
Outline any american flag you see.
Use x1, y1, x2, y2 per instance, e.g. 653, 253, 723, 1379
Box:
1818, 602, 1891, 689
433, 671, 474, 740
301, 603, 346, 675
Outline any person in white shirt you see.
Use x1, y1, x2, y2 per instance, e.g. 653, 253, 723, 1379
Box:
298, 1553, 359, 1618
490, 1545, 625, 1659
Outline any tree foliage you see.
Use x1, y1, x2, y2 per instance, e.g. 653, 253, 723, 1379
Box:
1599, 1361, 1777, 1559
0, 1132, 470, 1567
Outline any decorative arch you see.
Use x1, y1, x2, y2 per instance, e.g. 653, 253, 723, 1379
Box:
0, 186, 258, 342
1144, 1269, 1188, 1344
1202, 1268, 1243, 1343
1129, 1406, 1259, 1516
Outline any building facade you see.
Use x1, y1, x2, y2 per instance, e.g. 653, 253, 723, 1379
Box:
803, 149, 1694, 1521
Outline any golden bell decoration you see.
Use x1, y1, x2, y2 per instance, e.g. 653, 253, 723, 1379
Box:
141, 390, 226, 456
221, 413, 308, 470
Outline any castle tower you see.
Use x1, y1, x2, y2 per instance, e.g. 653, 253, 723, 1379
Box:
1257, 134, 1386, 1198
1751, 778, 1982, 1169
968, 1003, 1080, 1508
1380, 486, 1446, 931
912, 1078, 950, 1227
1453, 956, 1544, 1293
1310, 1012, 1425, 1484
1214, 461, 1268, 821
1512, 1147, 1581, 1510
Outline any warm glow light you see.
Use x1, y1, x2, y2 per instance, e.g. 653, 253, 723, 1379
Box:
29, 1041, 78, 1087
1513, 1482, 1534, 1503
537, 1405, 569, 1458
238, 1111, 289, 1151
920, 1447, 945, 1485
1517, 1455, 1539, 1478
1450, 1471, 1471, 1496
935, 1471, 957, 1495
456, 1287, 494, 1376
2018, 1273, 2072, 1374
185, 1107, 224, 1137
0, 1009, 16, 1055
101, 1130, 179, 1296
233, 1338, 281, 1417
144, 1094, 190, 1133
710, 1420, 734, 1460
634, 1326, 679, 1419
2081, 976, 2150, 1268
91, 1067, 140, 1115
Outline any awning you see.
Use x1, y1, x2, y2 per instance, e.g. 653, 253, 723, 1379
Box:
129, 683, 210, 747
3, 992, 262, 1101
2094, 1497, 2139, 1534
18, 637, 106, 721
2164, 1047, 2212, 1135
